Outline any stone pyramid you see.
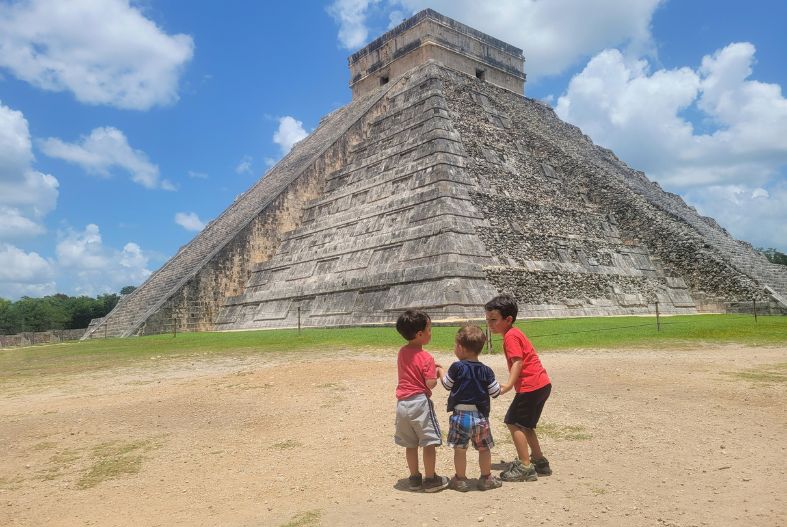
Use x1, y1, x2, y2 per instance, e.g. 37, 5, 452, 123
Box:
84, 9, 786, 338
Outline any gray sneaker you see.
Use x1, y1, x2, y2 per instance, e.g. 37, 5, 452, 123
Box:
477, 474, 502, 491
449, 476, 471, 492
407, 473, 423, 491
422, 474, 450, 493
531, 456, 552, 476
500, 459, 538, 482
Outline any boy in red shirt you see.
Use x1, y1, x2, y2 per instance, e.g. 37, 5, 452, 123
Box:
394, 310, 450, 492
485, 295, 552, 482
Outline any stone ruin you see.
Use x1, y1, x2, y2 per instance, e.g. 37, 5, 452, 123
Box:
83, 9, 787, 338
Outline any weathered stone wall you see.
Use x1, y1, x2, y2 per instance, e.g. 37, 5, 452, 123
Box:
438, 67, 785, 313
84, 79, 396, 338
139, 165, 326, 335
350, 9, 524, 98
215, 64, 500, 330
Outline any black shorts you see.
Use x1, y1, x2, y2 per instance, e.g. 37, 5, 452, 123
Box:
504, 384, 551, 429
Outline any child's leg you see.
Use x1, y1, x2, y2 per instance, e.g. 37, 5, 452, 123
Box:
478, 448, 492, 476
406, 447, 420, 476
423, 445, 436, 478
507, 423, 530, 462
453, 448, 468, 479
523, 428, 543, 459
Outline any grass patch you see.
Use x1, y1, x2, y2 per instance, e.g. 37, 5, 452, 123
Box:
726, 362, 787, 384
31, 441, 57, 451
37, 448, 82, 481
538, 422, 592, 441
315, 382, 346, 391
280, 510, 322, 527
270, 439, 301, 450
76, 439, 158, 489
1, 315, 784, 381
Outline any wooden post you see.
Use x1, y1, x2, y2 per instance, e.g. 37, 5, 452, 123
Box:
298, 306, 301, 335
486, 325, 493, 354
753, 299, 757, 323
655, 301, 660, 332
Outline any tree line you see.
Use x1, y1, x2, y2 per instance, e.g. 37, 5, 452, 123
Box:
759, 247, 787, 266
0, 286, 136, 335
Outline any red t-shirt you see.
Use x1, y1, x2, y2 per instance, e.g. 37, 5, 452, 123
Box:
503, 327, 550, 393
396, 345, 437, 400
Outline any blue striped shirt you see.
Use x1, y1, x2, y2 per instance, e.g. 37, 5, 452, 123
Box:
441, 360, 500, 417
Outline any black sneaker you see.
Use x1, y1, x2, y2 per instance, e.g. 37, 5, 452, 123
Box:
408, 473, 423, 491
531, 456, 552, 476
477, 474, 502, 491
500, 459, 538, 482
422, 474, 450, 493
449, 475, 471, 492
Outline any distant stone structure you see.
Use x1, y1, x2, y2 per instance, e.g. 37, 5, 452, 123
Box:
83, 10, 786, 339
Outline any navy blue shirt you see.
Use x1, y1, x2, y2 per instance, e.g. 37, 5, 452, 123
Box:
441, 360, 501, 417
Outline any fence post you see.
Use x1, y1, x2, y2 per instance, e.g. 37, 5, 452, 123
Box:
486, 325, 493, 354
655, 301, 660, 332
753, 299, 757, 323
298, 306, 301, 335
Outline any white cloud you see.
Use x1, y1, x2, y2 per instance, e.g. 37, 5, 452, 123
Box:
0, 0, 194, 110
235, 155, 253, 175
39, 126, 174, 190
174, 212, 205, 232
332, 0, 662, 80
0, 100, 59, 241
0, 243, 56, 299
273, 116, 308, 155
555, 43, 787, 251
55, 224, 151, 296
328, 0, 382, 49
187, 170, 208, 179
683, 183, 787, 252
555, 43, 787, 189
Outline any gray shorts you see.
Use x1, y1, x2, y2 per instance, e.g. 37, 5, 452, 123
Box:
394, 394, 442, 448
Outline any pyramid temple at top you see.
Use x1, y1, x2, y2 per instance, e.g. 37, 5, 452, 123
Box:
84, 9, 787, 338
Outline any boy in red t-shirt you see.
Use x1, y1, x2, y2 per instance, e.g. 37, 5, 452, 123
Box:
485, 294, 553, 482
394, 309, 450, 493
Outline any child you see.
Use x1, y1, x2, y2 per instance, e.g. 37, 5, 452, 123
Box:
394, 309, 450, 492
485, 294, 552, 482
437, 325, 503, 492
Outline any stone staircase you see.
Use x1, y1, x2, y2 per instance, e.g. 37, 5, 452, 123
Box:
82, 83, 397, 338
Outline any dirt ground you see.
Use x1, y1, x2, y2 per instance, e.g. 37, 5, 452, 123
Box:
1, 344, 785, 527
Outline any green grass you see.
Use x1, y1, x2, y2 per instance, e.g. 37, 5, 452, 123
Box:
1, 314, 784, 381
279, 510, 321, 527
76, 439, 158, 489
725, 362, 787, 384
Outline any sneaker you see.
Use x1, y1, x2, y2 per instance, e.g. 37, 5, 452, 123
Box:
477, 474, 502, 491
500, 459, 538, 482
422, 474, 450, 493
407, 473, 422, 491
449, 476, 471, 492
531, 456, 552, 476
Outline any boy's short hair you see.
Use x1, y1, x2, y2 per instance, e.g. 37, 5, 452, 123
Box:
456, 325, 487, 354
485, 294, 518, 322
396, 309, 431, 340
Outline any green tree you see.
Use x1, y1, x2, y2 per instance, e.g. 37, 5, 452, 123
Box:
758, 247, 787, 266
120, 285, 137, 295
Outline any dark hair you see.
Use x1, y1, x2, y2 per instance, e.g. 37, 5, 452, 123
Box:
396, 309, 431, 340
456, 325, 486, 354
484, 294, 518, 322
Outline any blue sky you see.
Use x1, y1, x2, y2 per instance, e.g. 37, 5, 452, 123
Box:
0, 0, 785, 299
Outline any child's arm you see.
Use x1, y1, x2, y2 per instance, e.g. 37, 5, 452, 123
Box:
500, 357, 523, 395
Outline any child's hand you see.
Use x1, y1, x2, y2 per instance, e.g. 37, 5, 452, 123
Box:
499, 383, 512, 394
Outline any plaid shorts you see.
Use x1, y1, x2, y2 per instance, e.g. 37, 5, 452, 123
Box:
447, 410, 494, 450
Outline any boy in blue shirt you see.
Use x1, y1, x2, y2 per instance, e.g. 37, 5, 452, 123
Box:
437, 325, 503, 491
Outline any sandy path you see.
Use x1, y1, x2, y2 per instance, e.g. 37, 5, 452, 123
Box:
1, 345, 785, 526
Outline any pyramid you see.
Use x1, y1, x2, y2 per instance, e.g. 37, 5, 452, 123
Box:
84, 9, 787, 338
